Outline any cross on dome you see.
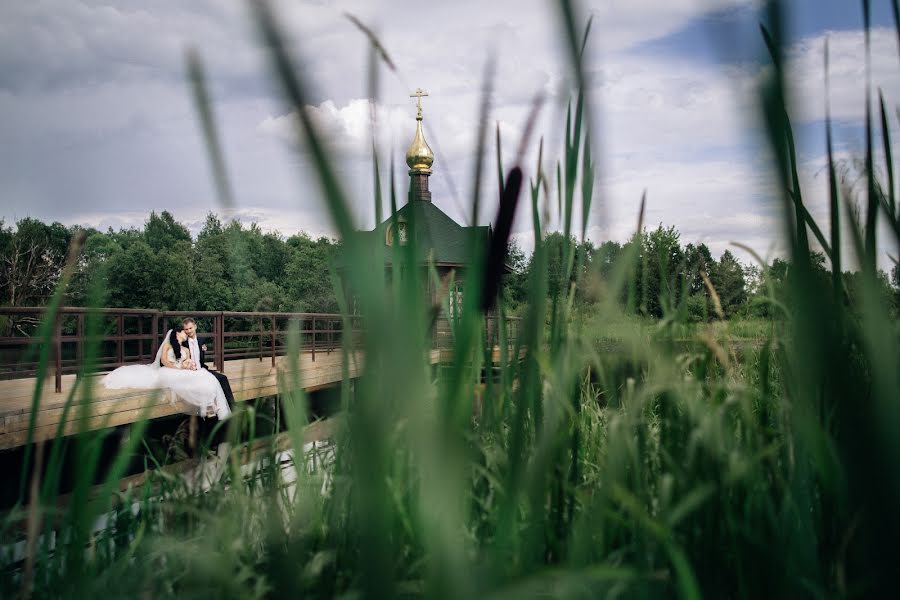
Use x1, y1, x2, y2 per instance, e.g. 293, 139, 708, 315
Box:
410, 87, 428, 119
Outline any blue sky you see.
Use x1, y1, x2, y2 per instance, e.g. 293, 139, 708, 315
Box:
0, 0, 897, 270
637, 0, 897, 63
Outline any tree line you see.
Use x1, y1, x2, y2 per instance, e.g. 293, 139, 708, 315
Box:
1, 213, 898, 320
505, 226, 900, 321
0, 212, 339, 313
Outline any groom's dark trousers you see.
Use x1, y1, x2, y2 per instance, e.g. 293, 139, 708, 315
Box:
194, 339, 234, 448
198, 341, 235, 410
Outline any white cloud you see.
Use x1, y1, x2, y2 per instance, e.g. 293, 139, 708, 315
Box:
257, 99, 413, 156
786, 27, 900, 124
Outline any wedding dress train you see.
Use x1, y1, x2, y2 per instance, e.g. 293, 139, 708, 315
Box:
102, 331, 231, 420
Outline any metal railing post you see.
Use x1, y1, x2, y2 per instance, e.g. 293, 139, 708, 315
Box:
76, 313, 84, 366
137, 315, 143, 361
217, 312, 225, 372
151, 313, 160, 360
116, 314, 124, 366
311, 316, 316, 362
54, 312, 62, 393
271, 316, 276, 367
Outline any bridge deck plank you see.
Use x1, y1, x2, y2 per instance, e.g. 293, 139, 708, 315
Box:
0, 352, 363, 450
0, 347, 506, 451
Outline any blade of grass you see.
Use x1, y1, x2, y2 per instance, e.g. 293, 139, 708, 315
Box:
863, 0, 878, 270
469, 53, 496, 227
825, 39, 843, 311
249, 0, 355, 241
186, 49, 235, 210
892, 0, 900, 62
496, 122, 504, 202
19, 233, 83, 501
879, 90, 896, 219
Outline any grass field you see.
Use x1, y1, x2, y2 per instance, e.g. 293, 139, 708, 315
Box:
3, 1, 900, 598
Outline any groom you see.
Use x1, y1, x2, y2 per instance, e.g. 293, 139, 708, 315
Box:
182, 317, 235, 411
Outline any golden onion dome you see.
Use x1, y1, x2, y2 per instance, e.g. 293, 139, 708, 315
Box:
406, 88, 434, 173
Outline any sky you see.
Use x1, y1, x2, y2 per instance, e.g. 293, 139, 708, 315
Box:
1, 0, 898, 270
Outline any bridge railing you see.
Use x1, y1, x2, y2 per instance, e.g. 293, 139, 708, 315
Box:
0, 308, 364, 393
432, 314, 521, 352
0, 307, 521, 393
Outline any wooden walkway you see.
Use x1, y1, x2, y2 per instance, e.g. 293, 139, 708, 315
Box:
0, 346, 517, 451
0, 351, 364, 451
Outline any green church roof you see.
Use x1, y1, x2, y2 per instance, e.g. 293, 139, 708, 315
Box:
374, 200, 489, 267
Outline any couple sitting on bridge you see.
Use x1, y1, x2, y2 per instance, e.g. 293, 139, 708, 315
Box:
102, 317, 233, 421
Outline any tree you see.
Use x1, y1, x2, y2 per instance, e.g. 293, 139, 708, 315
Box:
236, 280, 289, 312
633, 225, 684, 318
745, 257, 790, 318
592, 240, 622, 280
143, 211, 192, 252
710, 250, 747, 317
157, 240, 196, 310
255, 231, 292, 283
843, 268, 896, 317
0, 218, 72, 306
108, 227, 143, 251
501, 239, 528, 306
680, 242, 715, 322
193, 246, 234, 311
193, 217, 244, 310
68, 229, 121, 305
222, 220, 256, 289
285, 234, 339, 312
683, 243, 713, 295
198, 213, 224, 241
539, 232, 593, 303
106, 241, 162, 308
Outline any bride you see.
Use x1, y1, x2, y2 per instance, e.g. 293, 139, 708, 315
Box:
103, 325, 231, 420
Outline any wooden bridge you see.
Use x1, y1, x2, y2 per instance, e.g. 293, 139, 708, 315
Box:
0, 308, 517, 451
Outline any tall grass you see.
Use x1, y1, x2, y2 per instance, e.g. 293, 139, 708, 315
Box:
3, 0, 899, 597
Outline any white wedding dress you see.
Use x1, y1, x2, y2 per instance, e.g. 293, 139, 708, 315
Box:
102, 330, 231, 420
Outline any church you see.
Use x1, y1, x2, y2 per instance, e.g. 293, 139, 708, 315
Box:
359, 89, 506, 316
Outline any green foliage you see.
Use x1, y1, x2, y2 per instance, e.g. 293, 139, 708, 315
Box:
540, 231, 594, 303
685, 293, 709, 322
501, 239, 528, 306
634, 225, 684, 317
143, 211, 191, 252
106, 241, 163, 308
0, 218, 73, 306
591, 240, 622, 280
683, 242, 713, 295
1, 211, 342, 313
711, 250, 747, 317
284, 233, 341, 312
8, 207, 889, 323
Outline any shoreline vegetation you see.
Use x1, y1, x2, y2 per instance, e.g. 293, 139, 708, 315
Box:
2, 212, 897, 323
2, 0, 900, 597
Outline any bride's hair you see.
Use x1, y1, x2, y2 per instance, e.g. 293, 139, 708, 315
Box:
168, 326, 184, 360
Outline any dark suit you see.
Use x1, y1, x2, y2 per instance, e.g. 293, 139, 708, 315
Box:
189, 337, 235, 410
